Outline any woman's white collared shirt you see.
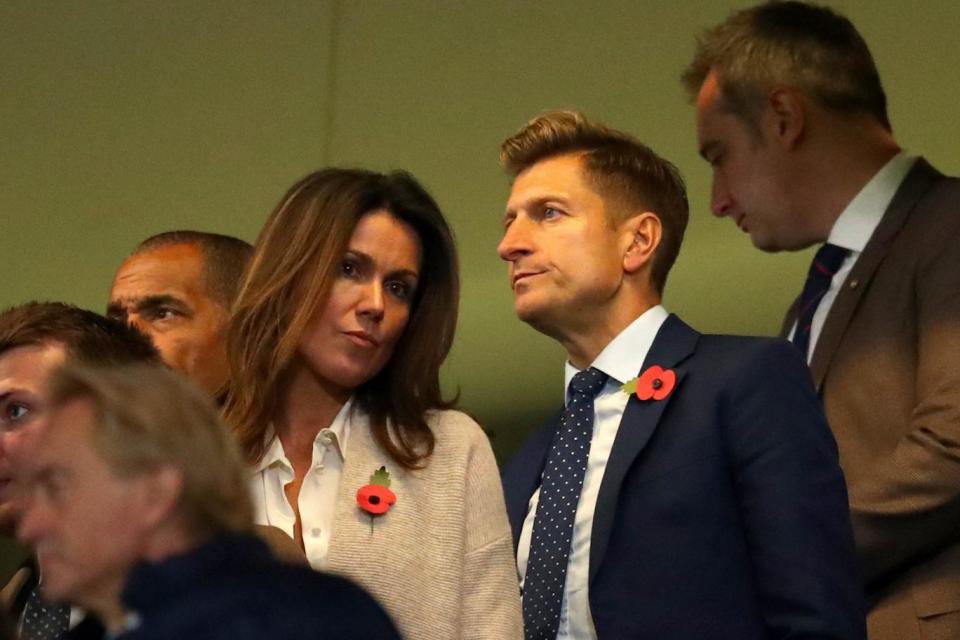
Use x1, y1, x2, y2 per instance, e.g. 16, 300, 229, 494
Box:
249, 398, 353, 569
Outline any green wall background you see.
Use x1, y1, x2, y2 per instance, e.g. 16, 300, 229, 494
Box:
1, 1, 958, 467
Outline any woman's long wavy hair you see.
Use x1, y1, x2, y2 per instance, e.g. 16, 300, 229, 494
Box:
222, 169, 459, 469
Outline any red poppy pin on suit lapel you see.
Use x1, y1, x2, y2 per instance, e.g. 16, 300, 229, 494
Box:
621, 365, 677, 401
356, 466, 396, 534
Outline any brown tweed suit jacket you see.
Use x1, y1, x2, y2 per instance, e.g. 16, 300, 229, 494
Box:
782, 159, 960, 640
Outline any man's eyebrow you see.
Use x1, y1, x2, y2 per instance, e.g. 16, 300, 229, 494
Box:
504, 195, 567, 220
699, 140, 720, 161
136, 294, 188, 310
105, 301, 126, 317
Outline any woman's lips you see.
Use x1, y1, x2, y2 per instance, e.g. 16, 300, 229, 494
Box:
344, 331, 378, 348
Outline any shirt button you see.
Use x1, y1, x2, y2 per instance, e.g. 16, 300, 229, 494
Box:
311, 528, 321, 537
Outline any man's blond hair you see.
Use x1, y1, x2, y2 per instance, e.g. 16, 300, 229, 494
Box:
48, 364, 254, 539
500, 110, 688, 294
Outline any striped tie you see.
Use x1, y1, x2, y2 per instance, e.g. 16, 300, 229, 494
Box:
792, 243, 850, 359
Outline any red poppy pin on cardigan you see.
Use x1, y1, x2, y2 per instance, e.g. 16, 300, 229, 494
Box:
356, 466, 397, 534
621, 365, 676, 401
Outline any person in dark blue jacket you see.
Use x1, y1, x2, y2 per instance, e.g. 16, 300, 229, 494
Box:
14, 363, 399, 640
497, 110, 866, 639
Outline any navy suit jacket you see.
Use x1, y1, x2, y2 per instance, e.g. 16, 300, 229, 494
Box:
504, 315, 866, 639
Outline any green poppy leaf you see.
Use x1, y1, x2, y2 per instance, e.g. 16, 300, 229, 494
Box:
370, 465, 391, 487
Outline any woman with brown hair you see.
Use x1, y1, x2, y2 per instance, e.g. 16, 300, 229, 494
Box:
223, 168, 521, 640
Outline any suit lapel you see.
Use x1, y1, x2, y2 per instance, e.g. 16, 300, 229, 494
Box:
588, 314, 698, 584
809, 158, 942, 388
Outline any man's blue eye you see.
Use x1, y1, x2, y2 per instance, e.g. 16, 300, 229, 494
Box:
4, 402, 30, 423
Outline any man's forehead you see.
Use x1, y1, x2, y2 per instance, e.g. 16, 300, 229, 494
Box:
696, 79, 745, 158
112, 244, 208, 300
116, 244, 203, 282
505, 184, 574, 213
0, 342, 68, 390
696, 70, 724, 111
506, 154, 586, 211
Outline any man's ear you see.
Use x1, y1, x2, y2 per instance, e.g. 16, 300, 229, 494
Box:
134, 466, 184, 529
764, 87, 806, 150
622, 212, 661, 275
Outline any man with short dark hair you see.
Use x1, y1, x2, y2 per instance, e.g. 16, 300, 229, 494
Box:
0, 302, 159, 639
0, 302, 303, 638
107, 231, 252, 396
685, 3, 960, 637
499, 111, 865, 639
0, 302, 159, 531
16, 363, 399, 640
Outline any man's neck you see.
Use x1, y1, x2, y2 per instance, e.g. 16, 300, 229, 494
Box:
88, 526, 200, 633
560, 299, 659, 370
82, 577, 128, 635
804, 120, 901, 242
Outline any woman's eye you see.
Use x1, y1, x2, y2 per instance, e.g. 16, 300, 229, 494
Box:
341, 260, 358, 277
388, 281, 413, 301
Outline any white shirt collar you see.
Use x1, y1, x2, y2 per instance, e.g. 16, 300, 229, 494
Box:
254, 397, 353, 472
564, 304, 669, 397
828, 152, 917, 252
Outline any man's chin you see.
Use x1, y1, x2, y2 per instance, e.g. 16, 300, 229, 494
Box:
514, 300, 565, 340
514, 298, 545, 326
749, 231, 782, 253
35, 561, 82, 605
747, 226, 814, 253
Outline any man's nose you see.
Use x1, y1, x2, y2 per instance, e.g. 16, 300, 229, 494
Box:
498, 217, 533, 262
710, 178, 734, 218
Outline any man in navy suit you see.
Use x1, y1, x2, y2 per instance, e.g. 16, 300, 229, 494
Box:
497, 110, 866, 639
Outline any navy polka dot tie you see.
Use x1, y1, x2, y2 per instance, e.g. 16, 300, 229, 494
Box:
523, 367, 608, 640
20, 586, 70, 640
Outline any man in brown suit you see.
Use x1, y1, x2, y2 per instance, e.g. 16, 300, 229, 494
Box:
684, 2, 960, 638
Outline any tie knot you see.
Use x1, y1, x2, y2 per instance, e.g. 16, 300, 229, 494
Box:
810, 243, 850, 278
569, 367, 608, 397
